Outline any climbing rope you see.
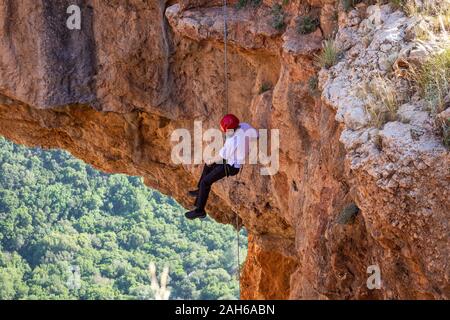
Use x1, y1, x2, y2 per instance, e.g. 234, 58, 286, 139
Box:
223, 0, 229, 114
222, 0, 241, 299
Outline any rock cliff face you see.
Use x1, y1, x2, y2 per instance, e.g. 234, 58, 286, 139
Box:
0, 0, 448, 299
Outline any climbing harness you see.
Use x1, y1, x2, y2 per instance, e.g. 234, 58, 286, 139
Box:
222, 0, 241, 299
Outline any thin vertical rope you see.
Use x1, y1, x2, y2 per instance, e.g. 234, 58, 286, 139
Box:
223, 0, 240, 299
236, 215, 241, 299
223, 0, 229, 114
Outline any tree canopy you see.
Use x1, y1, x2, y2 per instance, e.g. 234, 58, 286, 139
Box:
0, 137, 247, 300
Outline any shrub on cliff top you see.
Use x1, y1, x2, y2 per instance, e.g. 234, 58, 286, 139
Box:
236, 0, 262, 9
415, 48, 450, 114
436, 117, 450, 149
259, 82, 272, 94
342, 0, 364, 12
308, 76, 319, 96
271, 4, 286, 31
336, 204, 360, 225
314, 39, 340, 69
360, 75, 399, 128
391, 0, 450, 17
297, 16, 320, 34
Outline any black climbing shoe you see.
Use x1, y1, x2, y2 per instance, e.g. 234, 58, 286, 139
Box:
185, 208, 206, 220
188, 189, 199, 197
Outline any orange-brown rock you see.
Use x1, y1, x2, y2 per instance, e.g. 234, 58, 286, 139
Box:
0, 1, 448, 299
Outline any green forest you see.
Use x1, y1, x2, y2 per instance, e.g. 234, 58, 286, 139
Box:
0, 137, 247, 300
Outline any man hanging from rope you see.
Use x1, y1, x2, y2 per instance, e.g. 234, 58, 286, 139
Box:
185, 114, 258, 220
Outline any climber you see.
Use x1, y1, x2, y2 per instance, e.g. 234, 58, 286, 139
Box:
184, 114, 258, 220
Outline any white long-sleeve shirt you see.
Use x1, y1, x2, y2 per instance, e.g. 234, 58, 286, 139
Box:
219, 122, 258, 168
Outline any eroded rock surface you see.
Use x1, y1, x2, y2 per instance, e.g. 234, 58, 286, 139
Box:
320, 4, 449, 298
0, 1, 448, 299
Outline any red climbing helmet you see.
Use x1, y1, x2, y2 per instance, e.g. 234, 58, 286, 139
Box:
220, 114, 240, 133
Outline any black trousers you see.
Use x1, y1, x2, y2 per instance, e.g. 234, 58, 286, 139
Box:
196, 163, 240, 211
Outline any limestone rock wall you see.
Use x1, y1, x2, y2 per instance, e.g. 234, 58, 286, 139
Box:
0, 0, 448, 299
